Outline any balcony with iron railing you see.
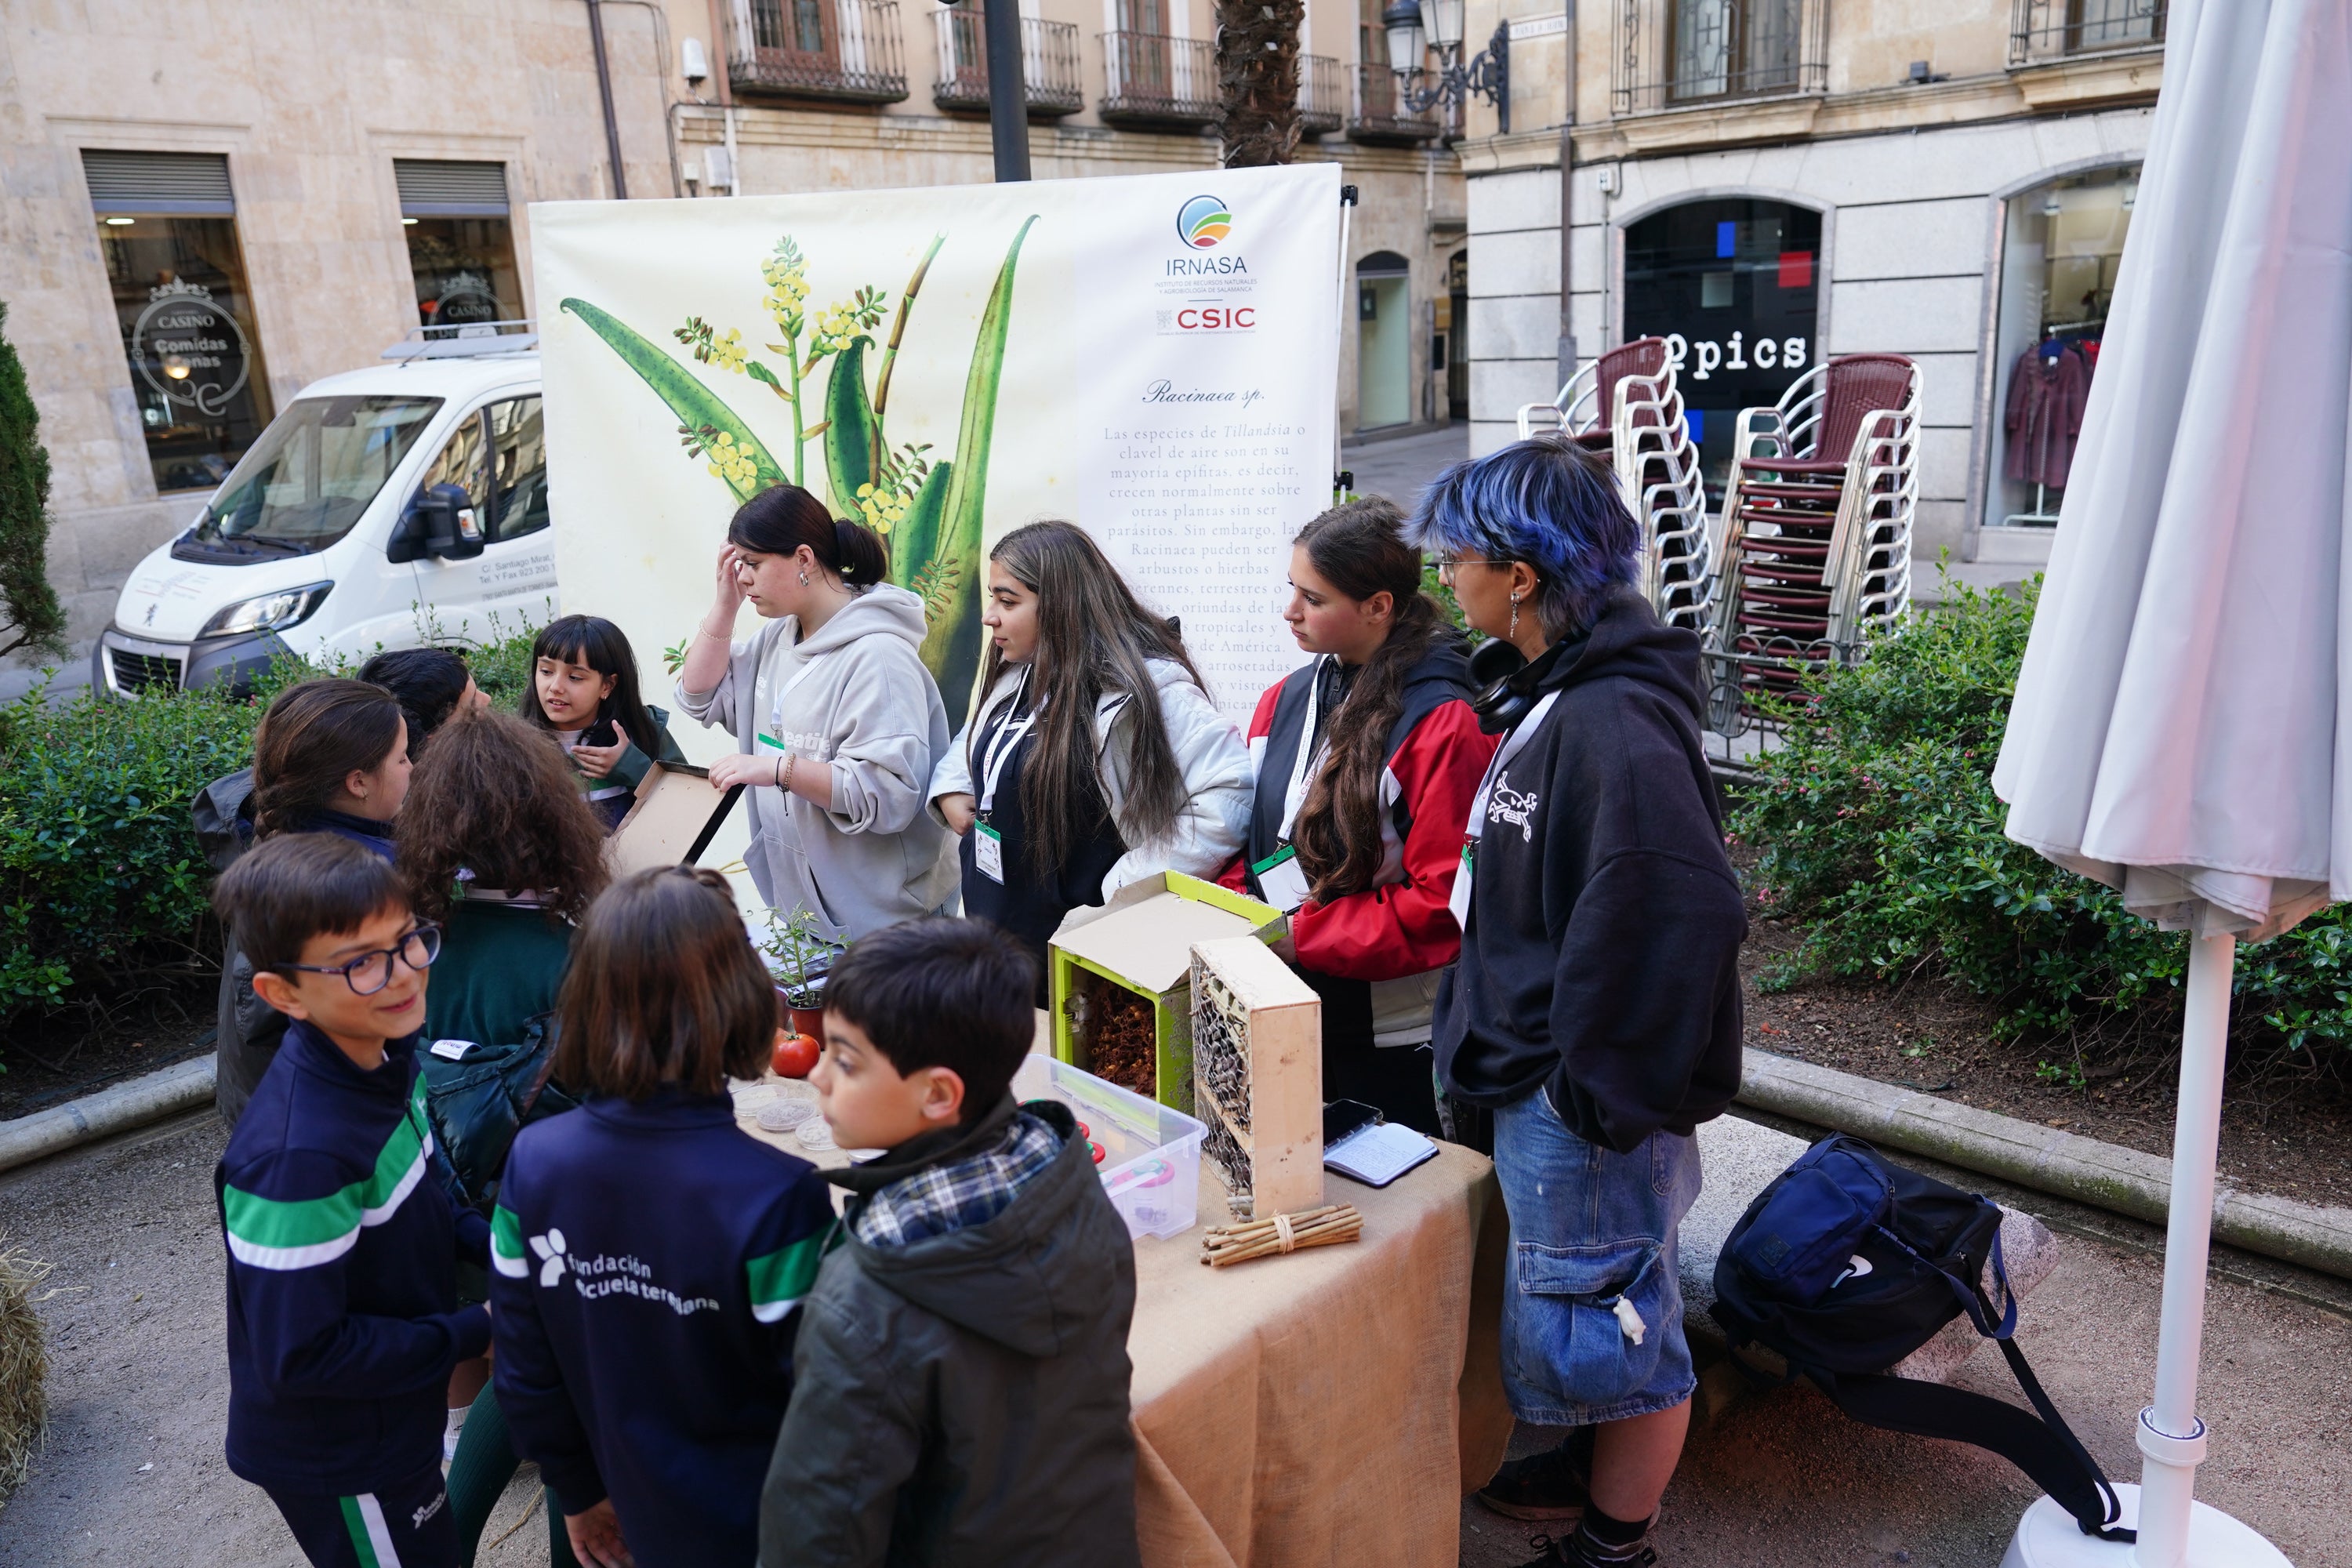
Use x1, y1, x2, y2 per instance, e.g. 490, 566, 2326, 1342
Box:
1298, 54, 1345, 136
1098, 31, 1218, 129
1349, 63, 1441, 143
933, 11, 1084, 116
727, 0, 909, 103
2009, 0, 2165, 67
1610, 0, 1827, 117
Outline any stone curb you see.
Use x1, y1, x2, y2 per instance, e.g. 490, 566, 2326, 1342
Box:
1739, 1048, 2352, 1283
0, 1055, 216, 1176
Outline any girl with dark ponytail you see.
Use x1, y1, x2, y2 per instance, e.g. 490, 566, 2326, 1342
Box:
928, 521, 1251, 968
202, 677, 415, 1128
1225, 499, 1497, 1134
673, 482, 955, 938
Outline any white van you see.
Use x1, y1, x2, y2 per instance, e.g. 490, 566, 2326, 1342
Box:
95, 327, 558, 695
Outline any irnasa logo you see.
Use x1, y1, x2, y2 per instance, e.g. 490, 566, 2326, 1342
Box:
1176, 194, 1232, 249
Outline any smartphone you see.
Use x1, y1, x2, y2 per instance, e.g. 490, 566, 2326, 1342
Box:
581, 717, 621, 750
1323, 1098, 1383, 1145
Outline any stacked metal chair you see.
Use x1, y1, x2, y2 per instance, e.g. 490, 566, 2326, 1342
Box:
1708, 353, 1920, 724
1517, 337, 1715, 637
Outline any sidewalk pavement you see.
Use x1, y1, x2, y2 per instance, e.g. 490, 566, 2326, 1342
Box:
1343, 421, 1469, 514
2, 1109, 2345, 1567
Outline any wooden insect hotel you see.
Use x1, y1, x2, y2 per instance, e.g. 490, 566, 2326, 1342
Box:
1189, 935, 1323, 1219
1049, 873, 1284, 1113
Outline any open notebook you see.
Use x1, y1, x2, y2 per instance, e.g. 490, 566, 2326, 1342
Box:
1323, 1120, 1439, 1189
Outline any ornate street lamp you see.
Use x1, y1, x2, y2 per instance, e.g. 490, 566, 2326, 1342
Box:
1380, 0, 1508, 132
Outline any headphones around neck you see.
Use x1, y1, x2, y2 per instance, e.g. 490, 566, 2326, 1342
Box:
1467, 637, 1537, 734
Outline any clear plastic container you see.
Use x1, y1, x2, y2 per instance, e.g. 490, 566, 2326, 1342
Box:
1013, 1054, 1203, 1240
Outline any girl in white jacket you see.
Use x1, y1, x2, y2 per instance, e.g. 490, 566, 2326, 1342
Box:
931, 521, 1250, 965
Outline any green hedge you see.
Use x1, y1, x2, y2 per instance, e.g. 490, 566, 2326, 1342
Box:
1730, 576, 2352, 1077
0, 621, 544, 1052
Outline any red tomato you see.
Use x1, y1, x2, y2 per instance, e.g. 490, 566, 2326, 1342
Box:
771, 1030, 821, 1079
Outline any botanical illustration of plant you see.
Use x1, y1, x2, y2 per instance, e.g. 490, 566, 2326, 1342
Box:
560, 215, 1036, 715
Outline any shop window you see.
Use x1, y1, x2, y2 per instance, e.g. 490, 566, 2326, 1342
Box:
1621, 197, 1821, 498
84, 149, 275, 495
394, 160, 524, 329
1984, 164, 2139, 530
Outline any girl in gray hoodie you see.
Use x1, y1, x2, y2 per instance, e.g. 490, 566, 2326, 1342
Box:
675, 485, 956, 940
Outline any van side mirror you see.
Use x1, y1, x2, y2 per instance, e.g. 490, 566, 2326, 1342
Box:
390, 483, 485, 563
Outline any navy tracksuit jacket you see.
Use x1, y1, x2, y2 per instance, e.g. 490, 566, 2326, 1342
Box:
490, 1088, 833, 1567
216, 1020, 490, 1494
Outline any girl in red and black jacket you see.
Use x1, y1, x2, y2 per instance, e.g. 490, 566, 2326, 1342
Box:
1225, 499, 1497, 1134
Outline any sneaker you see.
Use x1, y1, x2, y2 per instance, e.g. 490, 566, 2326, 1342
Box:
1475, 1429, 1595, 1522
1515, 1524, 1658, 1568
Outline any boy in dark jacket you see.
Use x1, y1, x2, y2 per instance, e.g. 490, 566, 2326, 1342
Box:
212, 833, 488, 1568
760, 918, 1141, 1568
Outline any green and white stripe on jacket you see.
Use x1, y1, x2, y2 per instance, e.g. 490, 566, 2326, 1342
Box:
222, 1077, 434, 1272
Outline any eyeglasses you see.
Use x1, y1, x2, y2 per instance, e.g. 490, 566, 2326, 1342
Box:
281, 923, 442, 996
1434, 556, 1512, 585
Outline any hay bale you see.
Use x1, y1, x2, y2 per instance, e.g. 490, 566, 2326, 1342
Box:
0, 1239, 50, 1509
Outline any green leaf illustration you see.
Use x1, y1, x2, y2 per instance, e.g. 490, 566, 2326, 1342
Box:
922, 215, 1038, 718
821, 336, 881, 518
561, 298, 783, 502
890, 461, 953, 591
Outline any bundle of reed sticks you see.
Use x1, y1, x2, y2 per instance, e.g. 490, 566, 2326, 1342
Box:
1199, 1204, 1363, 1268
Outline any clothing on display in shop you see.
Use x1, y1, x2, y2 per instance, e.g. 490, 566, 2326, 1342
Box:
2004, 336, 2098, 490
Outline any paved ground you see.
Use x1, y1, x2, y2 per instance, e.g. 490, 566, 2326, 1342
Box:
3, 1105, 2346, 1567
1342, 420, 1470, 514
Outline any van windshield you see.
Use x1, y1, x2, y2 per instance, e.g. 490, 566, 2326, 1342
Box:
188, 395, 445, 554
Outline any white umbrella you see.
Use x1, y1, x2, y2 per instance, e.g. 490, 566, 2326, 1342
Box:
1991, 0, 2350, 1562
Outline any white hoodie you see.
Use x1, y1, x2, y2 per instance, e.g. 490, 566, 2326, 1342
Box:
677, 584, 956, 940
928, 658, 1253, 902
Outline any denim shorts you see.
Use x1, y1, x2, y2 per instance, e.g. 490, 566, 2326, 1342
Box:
1491, 1085, 1703, 1426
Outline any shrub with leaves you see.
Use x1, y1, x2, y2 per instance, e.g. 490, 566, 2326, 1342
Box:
0, 618, 547, 1050
1732, 575, 2352, 1079
0, 681, 261, 1029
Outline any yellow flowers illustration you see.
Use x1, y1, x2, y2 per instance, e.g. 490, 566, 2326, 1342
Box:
762, 238, 812, 326
855, 481, 912, 535
703, 430, 761, 487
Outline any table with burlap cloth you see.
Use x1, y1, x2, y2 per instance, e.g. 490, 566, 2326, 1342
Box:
1126, 1143, 1512, 1566
738, 1058, 1511, 1567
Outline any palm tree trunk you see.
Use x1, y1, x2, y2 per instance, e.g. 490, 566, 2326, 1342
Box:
1215, 0, 1304, 168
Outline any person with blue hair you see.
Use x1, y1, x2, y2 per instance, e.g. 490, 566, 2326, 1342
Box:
1414, 434, 1747, 1568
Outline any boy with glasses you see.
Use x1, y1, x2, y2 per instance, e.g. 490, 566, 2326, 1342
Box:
211, 833, 485, 1568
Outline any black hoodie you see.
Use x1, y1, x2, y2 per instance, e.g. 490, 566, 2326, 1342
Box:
1433, 589, 1747, 1152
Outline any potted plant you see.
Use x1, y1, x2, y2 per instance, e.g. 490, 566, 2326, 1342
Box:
763, 907, 844, 1043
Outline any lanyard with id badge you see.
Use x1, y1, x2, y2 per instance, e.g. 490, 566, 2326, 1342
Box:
1446, 688, 1561, 932
1250, 659, 1335, 913
972, 670, 1038, 884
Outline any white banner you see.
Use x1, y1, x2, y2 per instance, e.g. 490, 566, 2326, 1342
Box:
530, 164, 1341, 735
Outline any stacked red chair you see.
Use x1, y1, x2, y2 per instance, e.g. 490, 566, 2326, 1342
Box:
1710, 354, 1920, 724
1517, 337, 1715, 637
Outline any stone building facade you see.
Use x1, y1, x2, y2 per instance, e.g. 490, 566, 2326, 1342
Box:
1453, 0, 2167, 572
2, 0, 1465, 664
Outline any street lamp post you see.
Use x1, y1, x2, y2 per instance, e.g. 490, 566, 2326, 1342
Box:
979, 0, 1032, 180
1381, 0, 1508, 133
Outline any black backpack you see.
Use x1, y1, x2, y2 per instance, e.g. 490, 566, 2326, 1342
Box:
1711, 1134, 2133, 1544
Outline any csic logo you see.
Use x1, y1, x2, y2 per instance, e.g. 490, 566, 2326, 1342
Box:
1177, 194, 1232, 249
